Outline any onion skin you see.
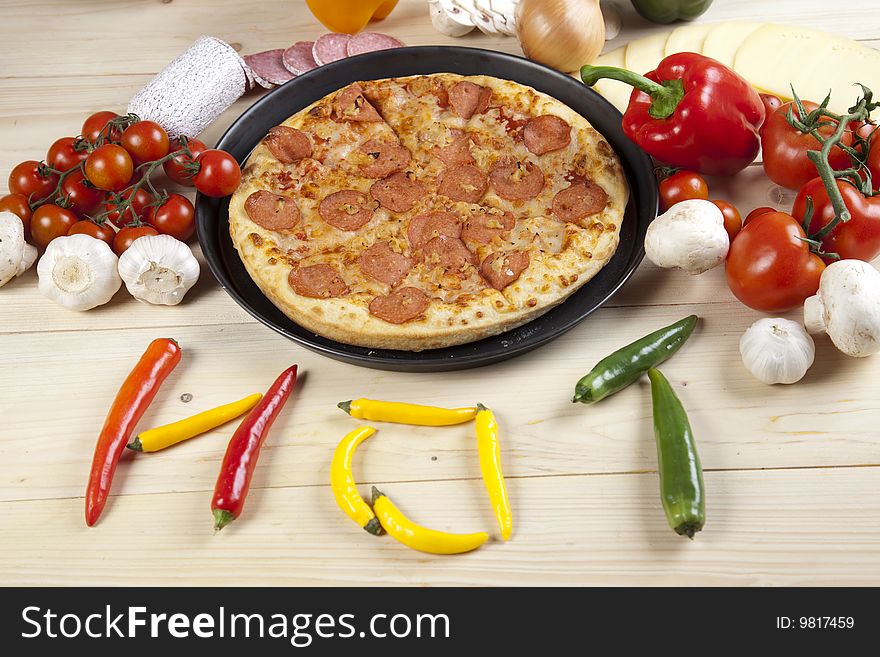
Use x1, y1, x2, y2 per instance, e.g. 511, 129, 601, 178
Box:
516, 0, 605, 73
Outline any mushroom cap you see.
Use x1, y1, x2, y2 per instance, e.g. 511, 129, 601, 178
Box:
644, 199, 729, 275
0, 211, 26, 287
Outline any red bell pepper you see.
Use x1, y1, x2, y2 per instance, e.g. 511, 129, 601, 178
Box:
581, 53, 765, 176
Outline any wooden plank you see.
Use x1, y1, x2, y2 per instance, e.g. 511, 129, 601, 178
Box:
1, 467, 878, 586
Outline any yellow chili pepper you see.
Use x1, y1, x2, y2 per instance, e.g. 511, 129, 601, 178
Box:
126, 393, 262, 453
371, 487, 488, 555
331, 426, 382, 535
338, 398, 477, 426
475, 403, 512, 541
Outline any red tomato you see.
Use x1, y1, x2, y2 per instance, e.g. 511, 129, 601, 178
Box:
82, 111, 120, 144
726, 211, 825, 312
113, 225, 159, 256
146, 193, 195, 241
163, 138, 207, 186
193, 150, 241, 197
120, 120, 170, 165
8, 160, 58, 201
0, 193, 33, 239
792, 177, 880, 262
759, 94, 783, 125
47, 137, 88, 172
30, 204, 78, 250
865, 126, 880, 191
658, 170, 709, 212
102, 187, 153, 227
744, 206, 776, 225
85, 144, 134, 192
761, 100, 857, 190
68, 220, 116, 248
712, 200, 742, 242
60, 170, 105, 218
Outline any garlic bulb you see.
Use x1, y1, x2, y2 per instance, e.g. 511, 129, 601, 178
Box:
0, 211, 37, 288
118, 234, 199, 305
739, 318, 815, 385
37, 234, 122, 311
516, 0, 605, 72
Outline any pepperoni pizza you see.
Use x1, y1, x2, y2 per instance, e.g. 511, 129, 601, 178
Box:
228, 74, 628, 351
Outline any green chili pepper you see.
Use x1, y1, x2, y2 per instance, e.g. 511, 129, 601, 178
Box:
629, 0, 714, 25
572, 315, 698, 404
647, 368, 705, 538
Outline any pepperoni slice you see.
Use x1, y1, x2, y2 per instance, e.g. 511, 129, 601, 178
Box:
407, 211, 462, 249
370, 172, 425, 213
523, 115, 572, 155
422, 235, 477, 273
358, 241, 413, 286
263, 126, 312, 164
406, 76, 449, 108
437, 164, 488, 204
431, 132, 475, 166
244, 190, 300, 230
448, 81, 491, 119
358, 139, 411, 178
461, 209, 515, 244
289, 263, 349, 298
333, 84, 383, 123
489, 158, 545, 201
552, 181, 608, 223
480, 251, 530, 290
318, 190, 375, 231
369, 286, 430, 324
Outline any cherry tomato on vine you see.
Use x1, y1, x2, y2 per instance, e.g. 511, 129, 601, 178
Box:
146, 193, 195, 241
0, 193, 33, 239
8, 160, 58, 201
113, 225, 159, 256
85, 144, 134, 192
81, 111, 120, 144
744, 206, 776, 225
68, 220, 116, 248
163, 137, 207, 186
758, 94, 783, 125
30, 204, 78, 250
712, 200, 742, 242
60, 170, 105, 218
121, 120, 170, 165
726, 211, 825, 312
102, 188, 153, 227
658, 170, 709, 212
47, 137, 87, 172
193, 150, 241, 197
864, 127, 880, 191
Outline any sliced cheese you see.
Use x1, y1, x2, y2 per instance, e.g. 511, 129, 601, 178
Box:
664, 23, 714, 57
590, 46, 631, 113
624, 31, 668, 76
734, 24, 880, 113
701, 22, 762, 67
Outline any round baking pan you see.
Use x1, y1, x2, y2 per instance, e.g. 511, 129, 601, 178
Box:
196, 46, 657, 372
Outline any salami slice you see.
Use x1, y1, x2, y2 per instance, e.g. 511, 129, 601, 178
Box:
313, 33, 352, 66
358, 139, 411, 178
370, 172, 426, 213
523, 115, 572, 156
552, 181, 608, 223
359, 241, 413, 286
461, 209, 515, 244
346, 32, 405, 57
333, 84, 383, 123
369, 287, 430, 324
489, 158, 545, 201
244, 190, 300, 230
282, 41, 318, 75
318, 190, 375, 231
263, 126, 312, 164
437, 164, 488, 204
407, 211, 462, 249
480, 251, 530, 290
244, 49, 294, 87
289, 264, 349, 299
422, 235, 477, 272
448, 81, 492, 119
431, 132, 475, 166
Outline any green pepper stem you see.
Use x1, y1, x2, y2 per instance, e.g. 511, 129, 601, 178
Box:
580, 65, 684, 119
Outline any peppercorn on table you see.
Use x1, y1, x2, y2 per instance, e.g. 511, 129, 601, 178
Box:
2, 0, 880, 586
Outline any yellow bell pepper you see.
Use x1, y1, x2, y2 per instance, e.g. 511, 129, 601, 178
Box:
338, 398, 477, 426
475, 403, 513, 541
331, 426, 382, 535
371, 487, 488, 555
126, 393, 262, 453
306, 0, 399, 34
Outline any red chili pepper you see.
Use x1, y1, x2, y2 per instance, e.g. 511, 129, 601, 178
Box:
211, 364, 298, 530
581, 53, 765, 175
85, 338, 181, 526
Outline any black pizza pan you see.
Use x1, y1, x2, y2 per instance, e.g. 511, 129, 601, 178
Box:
196, 46, 657, 372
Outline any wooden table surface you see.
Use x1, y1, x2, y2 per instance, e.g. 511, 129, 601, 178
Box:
2, 0, 879, 586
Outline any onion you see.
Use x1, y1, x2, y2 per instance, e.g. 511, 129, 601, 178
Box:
516, 0, 605, 73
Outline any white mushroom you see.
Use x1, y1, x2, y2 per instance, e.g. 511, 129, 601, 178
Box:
117, 234, 200, 305
37, 234, 122, 311
740, 318, 815, 385
644, 199, 729, 275
803, 259, 880, 357
0, 211, 37, 288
